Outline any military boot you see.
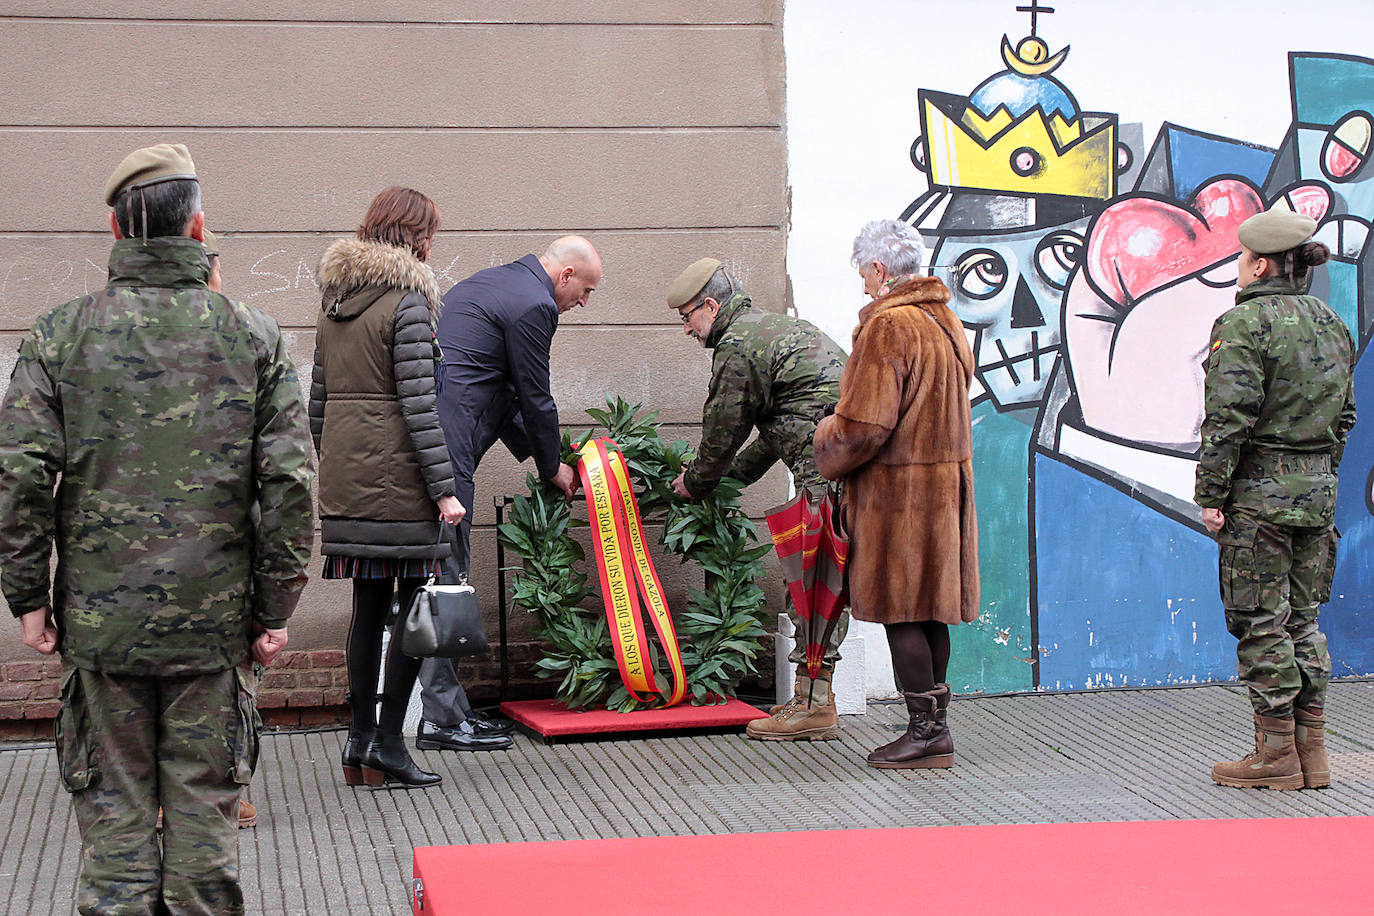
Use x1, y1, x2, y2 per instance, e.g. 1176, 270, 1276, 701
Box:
769, 665, 819, 715
867, 686, 953, 769
746, 673, 838, 741
1294, 706, 1331, 789
1210, 713, 1304, 790
768, 679, 800, 715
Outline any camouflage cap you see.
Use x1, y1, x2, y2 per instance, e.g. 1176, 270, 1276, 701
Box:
1238, 209, 1317, 254
202, 229, 219, 257
103, 143, 197, 206
667, 257, 723, 309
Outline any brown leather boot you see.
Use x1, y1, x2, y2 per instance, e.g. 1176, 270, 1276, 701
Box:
1294, 706, 1331, 789
868, 687, 953, 769
935, 683, 951, 711
1210, 713, 1304, 790
746, 674, 838, 741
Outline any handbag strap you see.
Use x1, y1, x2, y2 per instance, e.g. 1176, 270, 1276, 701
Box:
424, 521, 447, 587
426, 520, 468, 587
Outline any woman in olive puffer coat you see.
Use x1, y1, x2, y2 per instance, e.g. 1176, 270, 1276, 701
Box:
310, 187, 465, 789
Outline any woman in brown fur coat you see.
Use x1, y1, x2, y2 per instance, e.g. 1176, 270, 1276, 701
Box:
814, 219, 979, 769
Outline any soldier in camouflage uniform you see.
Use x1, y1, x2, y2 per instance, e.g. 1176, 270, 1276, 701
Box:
1196, 209, 1356, 791
665, 258, 849, 740
0, 144, 314, 914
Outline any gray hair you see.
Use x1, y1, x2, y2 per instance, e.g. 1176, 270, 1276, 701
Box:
851, 219, 927, 276
691, 267, 740, 307
113, 178, 202, 240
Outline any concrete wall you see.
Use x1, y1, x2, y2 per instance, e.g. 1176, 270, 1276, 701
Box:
0, 3, 790, 671
786, 0, 1374, 694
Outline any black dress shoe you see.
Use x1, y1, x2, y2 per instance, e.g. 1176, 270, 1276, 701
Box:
416, 720, 513, 752
468, 714, 515, 737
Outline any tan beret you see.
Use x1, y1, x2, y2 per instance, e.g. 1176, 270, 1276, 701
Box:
666, 257, 723, 310
1238, 209, 1317, 255
104, 143, 197, 206
201, 229, 219, 257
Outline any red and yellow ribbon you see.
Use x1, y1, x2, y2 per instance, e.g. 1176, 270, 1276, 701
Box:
577, 437, 688, 708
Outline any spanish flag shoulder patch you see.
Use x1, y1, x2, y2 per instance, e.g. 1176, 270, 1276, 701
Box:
1211, 339, 1223, 352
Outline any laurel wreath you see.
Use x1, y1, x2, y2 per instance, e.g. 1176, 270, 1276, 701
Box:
497, 397, 773, 711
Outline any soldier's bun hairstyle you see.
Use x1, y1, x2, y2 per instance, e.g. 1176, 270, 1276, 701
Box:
1274, 240, 1331, 288
1297, 241, 1331, 269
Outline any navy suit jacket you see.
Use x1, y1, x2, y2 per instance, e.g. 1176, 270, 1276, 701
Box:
436, 254, 562, 511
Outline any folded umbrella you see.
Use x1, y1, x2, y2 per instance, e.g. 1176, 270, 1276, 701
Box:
766, 486, 848, 701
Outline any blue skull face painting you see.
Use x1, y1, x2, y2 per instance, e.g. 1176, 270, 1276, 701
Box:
931, 221, 1086, 408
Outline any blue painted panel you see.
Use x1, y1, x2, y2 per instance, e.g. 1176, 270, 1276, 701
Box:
1328, 352, 1374, 675
1167, 126, 1274, 201
1034, 453, 1233, 689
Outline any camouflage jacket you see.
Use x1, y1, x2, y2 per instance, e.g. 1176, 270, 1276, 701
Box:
0, 238, 315, 676
683, 293, 846, 496
1195, 278, 1356, 526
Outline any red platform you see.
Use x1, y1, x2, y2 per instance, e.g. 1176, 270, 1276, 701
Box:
412, 817, 1374, 915
497, 696, 767, 742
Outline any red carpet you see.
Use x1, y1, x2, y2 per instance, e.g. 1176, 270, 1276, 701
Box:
498, 696, 767, 740
412, 817, 1374, 915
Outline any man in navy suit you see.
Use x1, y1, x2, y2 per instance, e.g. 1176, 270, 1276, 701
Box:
417, 236, 602, 751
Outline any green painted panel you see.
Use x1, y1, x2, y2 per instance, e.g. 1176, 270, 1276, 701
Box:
947, 401, 1036, 693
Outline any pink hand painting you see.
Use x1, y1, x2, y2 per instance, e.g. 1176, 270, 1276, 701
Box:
1061, 179, 1329, 451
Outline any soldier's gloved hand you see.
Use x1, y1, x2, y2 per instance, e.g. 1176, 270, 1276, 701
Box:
19, 606, 58, 655
252, 623, 289, 666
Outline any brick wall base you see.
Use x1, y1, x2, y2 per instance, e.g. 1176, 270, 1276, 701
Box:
2, 641, 773, 742
0, 643, 560, 740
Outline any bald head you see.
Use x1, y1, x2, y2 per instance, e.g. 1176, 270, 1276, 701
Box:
538, 235, 603, 313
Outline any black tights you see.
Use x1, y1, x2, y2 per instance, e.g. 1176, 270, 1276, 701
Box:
345, 577, 425, 738
885, 621, 950, 694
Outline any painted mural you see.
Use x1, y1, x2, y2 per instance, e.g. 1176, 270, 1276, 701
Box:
896, 6, 1374, 692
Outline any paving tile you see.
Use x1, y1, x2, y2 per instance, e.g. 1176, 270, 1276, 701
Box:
4, 682, 1374, 914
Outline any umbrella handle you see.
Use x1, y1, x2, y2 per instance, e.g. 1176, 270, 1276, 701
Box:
827, 481, 848, 536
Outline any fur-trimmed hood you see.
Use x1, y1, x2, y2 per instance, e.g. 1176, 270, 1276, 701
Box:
315, 238, 442, 321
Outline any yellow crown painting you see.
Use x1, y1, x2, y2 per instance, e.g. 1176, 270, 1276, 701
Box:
918, 33, 1118, 200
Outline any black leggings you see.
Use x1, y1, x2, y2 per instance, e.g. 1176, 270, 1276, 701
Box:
345, 576, 425, 738
885, 621, 950, 694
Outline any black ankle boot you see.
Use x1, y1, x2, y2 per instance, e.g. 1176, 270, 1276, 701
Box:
867, 687, 954, 769
361, 733, 441, 789
341, 726, 375, 787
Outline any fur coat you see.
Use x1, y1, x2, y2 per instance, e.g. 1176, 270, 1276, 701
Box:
813, 276, 979, 625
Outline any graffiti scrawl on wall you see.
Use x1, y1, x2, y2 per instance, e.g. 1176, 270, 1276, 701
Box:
896, 5, 1374, 692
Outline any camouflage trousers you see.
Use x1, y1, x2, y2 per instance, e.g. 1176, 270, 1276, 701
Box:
1217, 506, 1336, 718
786, 466, 848, 671
56, 663, 259, 915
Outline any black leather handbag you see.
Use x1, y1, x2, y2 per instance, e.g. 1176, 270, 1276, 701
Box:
400, 525, 488, 659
